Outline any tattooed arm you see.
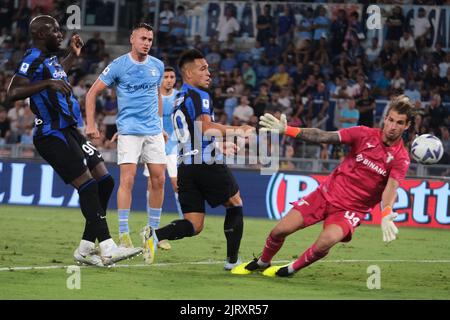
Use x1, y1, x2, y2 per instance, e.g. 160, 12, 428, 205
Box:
259, 113, 342, 144
296, 128, 341, 144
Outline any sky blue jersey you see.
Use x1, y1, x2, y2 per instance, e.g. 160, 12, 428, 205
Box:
99, 53, 164, 135
163, 89, 178, 155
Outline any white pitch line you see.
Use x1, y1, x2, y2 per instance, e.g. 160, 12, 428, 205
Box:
1, 259, 450, 272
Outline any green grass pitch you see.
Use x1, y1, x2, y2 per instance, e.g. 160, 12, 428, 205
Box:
0, 205, 449, 300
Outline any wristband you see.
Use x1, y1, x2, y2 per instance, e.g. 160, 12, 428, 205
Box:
285, 126, 301, 138
381, 206, 392, 218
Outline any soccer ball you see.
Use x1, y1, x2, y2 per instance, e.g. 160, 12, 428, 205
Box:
410, 134, 444, 165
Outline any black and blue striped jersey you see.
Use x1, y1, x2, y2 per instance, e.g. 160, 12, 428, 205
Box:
15, 47, 83, 139
171, 83, 223, 165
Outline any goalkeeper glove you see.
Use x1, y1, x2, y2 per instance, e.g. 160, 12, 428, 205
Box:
381, 206, 399, 243
259, 113, 302, 137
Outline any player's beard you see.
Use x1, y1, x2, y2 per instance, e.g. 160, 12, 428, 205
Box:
385, 130, 401, 144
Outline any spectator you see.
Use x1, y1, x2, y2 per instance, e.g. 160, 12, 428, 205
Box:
365, 37, 381, 63
439, 126, 450, 164
0, 106, 11, 145
265, 36, 282, 63
356, 87, 375, 127
6, 99, 23, 142
404, 81, 422, 103
216, 6, 240, 43
329, 9, 348, 56
205, 43, 221, 69
253, 83, 270, 117
241, 61, 256, 88
439, 52, 450, 78
310, 82, 330, 130
385, 6, 405, 46
339, 99, 359, 129
345, 11, 364, 44
332, 77, 353, 99
0, 0, 14, 31
72, 79, 88, 99
169, 5, 188, 41
277, 86, 293, 115
220, 34, 237, 52
16, 100, 34, 138
269, 64, 290, 88
280, 145, 296, 171
391, 69, 406, 91
158, 1, 174, 49
424, 94, 448, 135
233, 96, 254, 123
224, 87, 238, 124
256, 4, 274, 46
220, 49, 238, 74
374, 70, 392, 98
101, 92, 118, 140
440, 68, 450, 101
83, 31, 105, 73
399, 30, 416, 52
277, 4, 295, 50
412, 8, 431, 43
250, 41, 265, 63
295, 7, 313, 50
312, 6, 330, 46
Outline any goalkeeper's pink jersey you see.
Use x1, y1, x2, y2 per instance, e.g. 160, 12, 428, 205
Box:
319, 126, 410, 213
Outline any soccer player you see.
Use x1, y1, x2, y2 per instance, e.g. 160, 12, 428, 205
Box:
232, 95, 413, 277
85, 23, 166, 251
142, 49, 254, 269
6, 15, 141, 266
143, 66, 181, 250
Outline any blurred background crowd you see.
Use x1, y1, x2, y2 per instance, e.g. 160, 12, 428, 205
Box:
0, 0, 449, 167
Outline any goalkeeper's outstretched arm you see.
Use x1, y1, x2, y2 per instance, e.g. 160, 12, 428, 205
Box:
259, 113, 341, 144
292, 127, 341, 144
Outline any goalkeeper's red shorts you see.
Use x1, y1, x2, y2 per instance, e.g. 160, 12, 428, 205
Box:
290, 189, 366, 242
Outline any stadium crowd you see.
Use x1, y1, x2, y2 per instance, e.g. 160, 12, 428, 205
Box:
0, 0, 449, 165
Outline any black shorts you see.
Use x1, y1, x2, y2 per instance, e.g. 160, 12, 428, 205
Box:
33, 126, 104, 184
178, 164, 240, 213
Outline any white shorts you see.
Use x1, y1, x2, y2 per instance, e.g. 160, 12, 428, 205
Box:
143, 153, 177, 178
117, 133, 166, 165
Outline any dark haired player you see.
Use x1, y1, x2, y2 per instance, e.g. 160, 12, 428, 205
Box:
143, 49, 254, 269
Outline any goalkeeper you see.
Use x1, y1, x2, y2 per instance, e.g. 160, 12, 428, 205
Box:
232, 95, 413, 278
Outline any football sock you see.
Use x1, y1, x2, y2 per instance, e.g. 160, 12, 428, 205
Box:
260, 232, 285, 264
224, 206, 244, 264
292, 243, 329, 272
148, 207, 162, 229
78, 179, 111, 243
118, 209, 130, 234
155, 219, 195, 241
97, 174, 114, 213
174, 192, 183, 219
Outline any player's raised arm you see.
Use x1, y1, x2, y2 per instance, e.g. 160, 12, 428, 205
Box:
259, 113, 340, 144
85, 78, 108, 139
61, 33, 84, 73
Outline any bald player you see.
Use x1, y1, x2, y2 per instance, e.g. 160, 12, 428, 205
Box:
6, 15, 142, 266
